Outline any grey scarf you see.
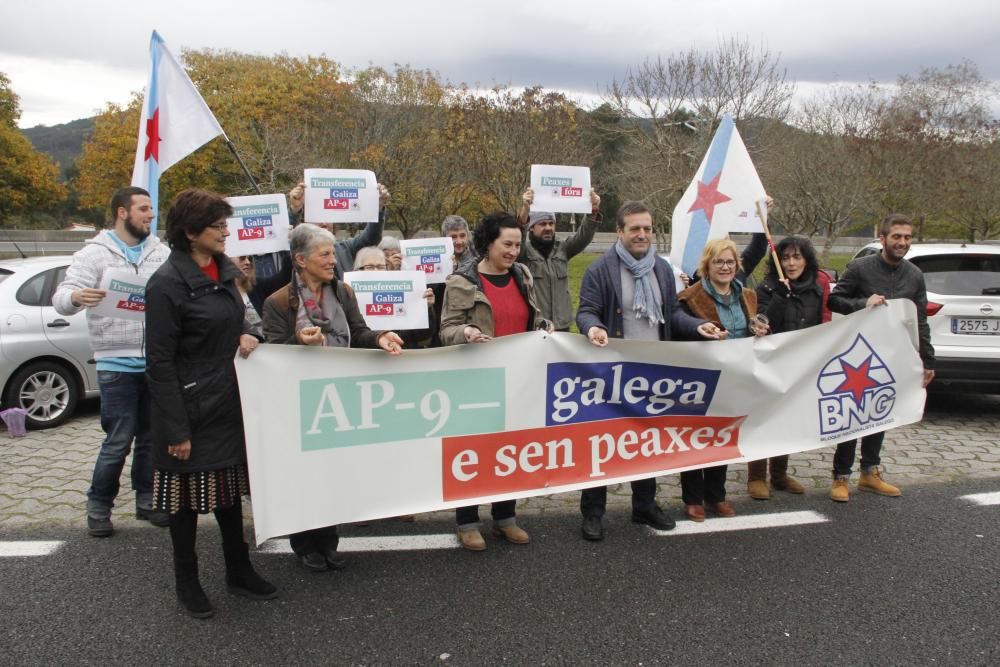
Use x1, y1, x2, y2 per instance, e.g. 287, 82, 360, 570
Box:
294, 273, 351, 348
614, 240, 664, 326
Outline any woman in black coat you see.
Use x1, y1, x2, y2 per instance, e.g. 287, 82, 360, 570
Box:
146, 189, 275, 619
748, 235, 831, 500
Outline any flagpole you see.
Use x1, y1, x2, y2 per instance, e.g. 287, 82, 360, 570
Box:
755, 199, 785, 283
224, 137, 262, 195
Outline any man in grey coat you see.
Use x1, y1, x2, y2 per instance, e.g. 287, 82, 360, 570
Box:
517, 188, 602, 331
828, 213, 935, 502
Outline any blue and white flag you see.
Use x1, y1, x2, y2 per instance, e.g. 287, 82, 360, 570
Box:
130, 31, 225, 232
669, 115, 766, 276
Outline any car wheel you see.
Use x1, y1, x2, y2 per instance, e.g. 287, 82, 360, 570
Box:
4, 361, 79, 430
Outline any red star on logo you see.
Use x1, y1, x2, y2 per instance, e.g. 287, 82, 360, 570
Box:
143, 108, 160, 162
687, 173, 731, 223
834, 356, 880, 403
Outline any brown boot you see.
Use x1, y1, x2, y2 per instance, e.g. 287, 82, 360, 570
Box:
457, 528, 486, 551
492, 522, 530, 545
830, 476, 850, 502
858, 467, 901, 497
772, 476, 805, 494
747, 460, 770, 500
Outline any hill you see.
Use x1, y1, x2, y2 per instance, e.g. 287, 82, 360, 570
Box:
22, 117, 95, 179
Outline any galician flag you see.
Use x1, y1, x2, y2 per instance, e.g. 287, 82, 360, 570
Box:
669, 114, 767, 276
130, 31, 225, 232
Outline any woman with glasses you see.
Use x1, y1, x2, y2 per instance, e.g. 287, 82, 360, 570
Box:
676, 238, 764, 522
261, 225, 404, 572
145, 190, 276, 619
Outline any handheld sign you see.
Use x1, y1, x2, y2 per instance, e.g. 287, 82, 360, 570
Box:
399, 237, 455, 284
343, 270, 429, 330
224, 194, 290, 256
530, 165, 591, 214
303, 169, 379, 224
92, 269, 149, 322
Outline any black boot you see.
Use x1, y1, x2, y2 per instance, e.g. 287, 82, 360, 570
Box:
223, 542, 278, 600
174, 556, 215, 618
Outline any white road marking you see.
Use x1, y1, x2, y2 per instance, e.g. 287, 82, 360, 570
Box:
959, 491, 1000, 506
0, 541, 63, 557
651, 510, 829, 536
258, 534, 459, 553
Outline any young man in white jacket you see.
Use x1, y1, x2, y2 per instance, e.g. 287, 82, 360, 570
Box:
53, 186, 170, 537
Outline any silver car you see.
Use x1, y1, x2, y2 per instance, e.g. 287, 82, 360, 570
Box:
0, 256, 99, 429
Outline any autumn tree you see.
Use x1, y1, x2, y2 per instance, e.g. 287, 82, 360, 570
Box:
0, 72, 67, 227
449, 85, 591, 215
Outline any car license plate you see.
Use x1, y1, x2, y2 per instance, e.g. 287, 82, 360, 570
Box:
951, 318, 1000, 335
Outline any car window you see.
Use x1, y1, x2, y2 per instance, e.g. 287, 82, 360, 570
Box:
854, 246, 880, 259
15, 266, 66, 307
0, 269, 12, 284
910, 254, 1000, 296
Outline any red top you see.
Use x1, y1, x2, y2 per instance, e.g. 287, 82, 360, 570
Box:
199, 258, 220, 282
480, 273, 529, 338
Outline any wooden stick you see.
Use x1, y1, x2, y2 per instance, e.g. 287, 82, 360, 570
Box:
756, 199, 785, 283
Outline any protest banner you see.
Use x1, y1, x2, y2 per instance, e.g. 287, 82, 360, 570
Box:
237, 300, 926, 544
530, 165, 592, 214
343, 270, 429, 330
91, 268, 149, 321
670, 114, 767, 275
224, 194, 290, 256
303, 169, 379, 224
399, 237, 454, 284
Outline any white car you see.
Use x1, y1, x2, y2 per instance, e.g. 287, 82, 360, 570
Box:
0, 256, 99, 428
850, 242, 1000, 390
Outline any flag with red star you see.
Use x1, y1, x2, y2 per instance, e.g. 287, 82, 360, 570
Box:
669, 114, 767, 276
130, 31, 225, 233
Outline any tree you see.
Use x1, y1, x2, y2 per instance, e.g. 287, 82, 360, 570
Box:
0, 72, 67, 226
597, 38, 793, 244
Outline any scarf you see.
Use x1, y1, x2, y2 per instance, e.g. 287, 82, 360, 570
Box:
704, 280, 749, 339
293, 272, 351, 348
529, 233, 556, 258
614, 240, 664, 326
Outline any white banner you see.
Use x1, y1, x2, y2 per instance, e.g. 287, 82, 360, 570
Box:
224, 194, 290, 256
530, 164, 592, 214
237, 300, 926, 544
303, 168, 379, 223
92, 269, 149, 321
343, 270, 429, 330
399, 237, 454, 284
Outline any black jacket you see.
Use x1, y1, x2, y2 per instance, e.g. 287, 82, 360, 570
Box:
829, 253, 935, 368
756, 271, 830, 334
145, 250, 255, 473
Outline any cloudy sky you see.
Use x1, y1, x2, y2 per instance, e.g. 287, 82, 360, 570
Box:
3, 0, 998, 128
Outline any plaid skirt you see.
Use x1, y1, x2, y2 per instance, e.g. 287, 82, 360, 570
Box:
152, 463, 250, 514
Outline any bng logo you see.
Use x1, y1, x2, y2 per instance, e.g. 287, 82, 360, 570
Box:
816, 334, 896, 437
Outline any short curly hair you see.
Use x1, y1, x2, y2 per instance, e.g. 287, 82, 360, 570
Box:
472, 212, 520, 258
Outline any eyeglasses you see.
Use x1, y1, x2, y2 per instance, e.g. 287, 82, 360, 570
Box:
207, 222, 229, 232
711, 259, 737, 268
359, 264, 387, 271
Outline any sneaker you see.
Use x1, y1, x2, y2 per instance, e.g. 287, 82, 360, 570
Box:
492, 523, 530, 545
858, 467, 901, 497
87, 515, 113, 537
457, 528, 486, 551
771, 476, 806, 494
830, 476, 850, 503
747, 479, 771, 500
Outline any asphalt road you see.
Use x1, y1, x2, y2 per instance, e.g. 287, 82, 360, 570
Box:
2, 479, 998, 666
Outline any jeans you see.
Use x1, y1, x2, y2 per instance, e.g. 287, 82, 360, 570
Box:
580, 478, 658, 519
86, 370, 153, 517
456, 501, 516, 530
832, 431, 886, 477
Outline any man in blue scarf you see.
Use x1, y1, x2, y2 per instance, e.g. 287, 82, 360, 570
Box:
575, 201, 724, 541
